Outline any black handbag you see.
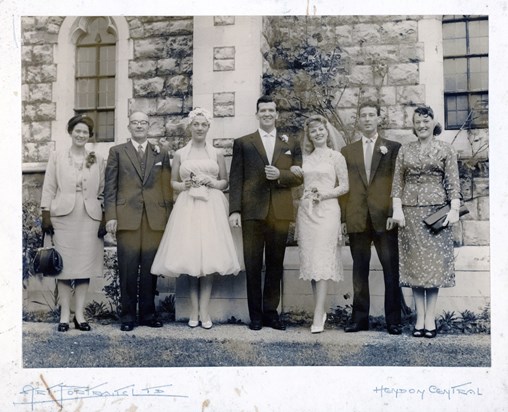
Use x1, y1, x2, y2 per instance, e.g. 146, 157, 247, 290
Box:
33, 234, 63, 276
423, 204, 469, 232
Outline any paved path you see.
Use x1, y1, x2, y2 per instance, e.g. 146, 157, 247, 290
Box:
23, 321, 490, 368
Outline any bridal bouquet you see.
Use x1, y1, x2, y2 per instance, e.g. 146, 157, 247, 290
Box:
302, 187, 322, 216
188, 172, 209, 201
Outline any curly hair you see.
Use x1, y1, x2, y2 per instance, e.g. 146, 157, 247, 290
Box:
413, 105, 442, 136
302, 115, 335, 155
188, 107, 213, 125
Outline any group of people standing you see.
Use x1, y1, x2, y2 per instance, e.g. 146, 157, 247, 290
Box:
40, 95, 461, 339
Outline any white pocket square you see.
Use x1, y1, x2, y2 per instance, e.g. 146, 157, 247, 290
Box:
155, 161, 162, 166
284, 150, 292, 155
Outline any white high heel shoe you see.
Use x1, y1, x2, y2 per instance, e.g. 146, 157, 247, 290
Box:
310, 313, 327, 334
200, 314, 213, 329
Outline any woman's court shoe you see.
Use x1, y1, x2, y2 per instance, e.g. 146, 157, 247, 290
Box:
412, 328, 425, 338
73, 317, 91, 331
188, 319, 199, 328
57, 323, 69, 332
424, 329, 437, 338
201, 320, 213, 329
311, 313, 327, 334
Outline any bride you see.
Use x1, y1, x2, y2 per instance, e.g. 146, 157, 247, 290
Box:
291, 115, 349, 333
151, 108, 241, 329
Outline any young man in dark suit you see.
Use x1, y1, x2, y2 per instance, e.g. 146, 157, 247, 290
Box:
339, 101, 402, 335
104, 111, 173, 331
229, 96, 303, 331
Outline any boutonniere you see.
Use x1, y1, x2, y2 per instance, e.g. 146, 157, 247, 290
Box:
85, 151, 96, 168
152, 144, 161, 155
379, 146, 388, 155
280, 134, 289, 143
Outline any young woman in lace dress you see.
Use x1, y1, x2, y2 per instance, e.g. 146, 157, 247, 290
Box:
291, 115, 349, 333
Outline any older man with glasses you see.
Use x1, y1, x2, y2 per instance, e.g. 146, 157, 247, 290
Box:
104, 111, 173, 331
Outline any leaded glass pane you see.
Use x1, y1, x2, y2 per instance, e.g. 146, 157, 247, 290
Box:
99, 45, 116, 76
98, 78, 115, 108
75, 79, 96, 109
76, 47, 96, 77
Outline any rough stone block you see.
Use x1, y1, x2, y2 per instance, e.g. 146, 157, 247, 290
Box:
32, 45, 54, 64
130, 25, 145, 39
462, 221, 490, 246
168, 19, 193, 35
452, 221, 463, 246
334, 87, 360, 108
23, 102, 56, 122
23, 123, 31, 141
386, 105, 405, 128
473, 177, 489, 197
133, 77, 165, 97
156, 97, 183, 114
213, 59, 235, 71
214, 46, 235, 60
478, 195, 489, 220
363, 45, 399, 64
183, 96, 193, 113
348, 65, 373, 86
128, 98, 158, 115
22, 31, 58, 45
180, 57, 193, 74
388, 63, 419, 85
24, 141, 54, 163
399, 43, 425, 63
381, 21, 418, 43
157, 58, 178, 75
164, 75, 190, 95
147, 116, 166, 138
144, 21, 177, 37
29, 83, 52, 102
128, 60, 157, 78
165, 35, 193, 57
25, 64, 57, 84
31, 122, 52, 142
22, 46, 32, 63
133, 38, 166, 59
360, 86, 396, 106
334, 25, 353, 46
165, 117, 187, 137
21, 17, 36, 30
22, 84, 30, 101
396, 85, 425, 105
214, 16, 235, 26
462, 199, 478, 220
213, 92, 235, 118
352, 24, 382, 45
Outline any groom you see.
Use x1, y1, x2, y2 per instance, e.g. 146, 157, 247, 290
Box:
104, 111, 173, 331
229, 95, 302, 331
339, 101, 402, 335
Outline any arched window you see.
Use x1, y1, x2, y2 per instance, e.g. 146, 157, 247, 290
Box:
74, 17, 117, 142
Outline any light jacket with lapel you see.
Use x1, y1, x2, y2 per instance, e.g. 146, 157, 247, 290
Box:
41, 149, 105, 221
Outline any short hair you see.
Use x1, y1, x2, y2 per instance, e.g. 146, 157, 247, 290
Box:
256, 95, 276, 113
188, 107, 212, 124
67, 114, 94, 137
413, 105, 442, 136
359, 101, 381, 116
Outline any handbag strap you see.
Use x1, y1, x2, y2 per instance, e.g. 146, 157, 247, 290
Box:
41, 232, 55, 247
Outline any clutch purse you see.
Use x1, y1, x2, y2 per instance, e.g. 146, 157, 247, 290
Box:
423, 204, 469, 232
189, 185, 209, 201
33, 234, 63, 276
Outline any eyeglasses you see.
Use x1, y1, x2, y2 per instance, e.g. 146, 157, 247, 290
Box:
130, 120, 149, 126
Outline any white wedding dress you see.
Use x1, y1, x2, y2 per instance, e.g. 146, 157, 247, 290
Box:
296, 148, 349, 282
151, 145, 242, 277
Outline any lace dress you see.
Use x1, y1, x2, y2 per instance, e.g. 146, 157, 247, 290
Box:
296, 148, 349, 281
151, 146, 242, 278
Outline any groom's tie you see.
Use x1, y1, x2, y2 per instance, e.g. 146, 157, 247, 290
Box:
365, 138, 373, 182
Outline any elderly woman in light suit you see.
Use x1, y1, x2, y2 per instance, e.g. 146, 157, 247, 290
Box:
41, 114, 106, 332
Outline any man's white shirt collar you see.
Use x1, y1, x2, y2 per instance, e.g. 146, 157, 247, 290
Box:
131, 139, 148, 151
259, 128, 276, 139
362, 133, 378, 144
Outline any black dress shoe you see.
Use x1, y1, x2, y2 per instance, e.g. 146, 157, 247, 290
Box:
344, 322, 369, 332
249, 320, 263, 331
412, 328, 425, 337
120, 322, 134, 332
424, 328, 437, 338
263, 319, 286, 331
387, 325, 402, 335
57, 323, 69, 332
140, 319, 163, 328
73, 317, 91, 331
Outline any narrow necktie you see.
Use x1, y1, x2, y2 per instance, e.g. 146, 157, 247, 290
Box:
138, 144, 145, 174
365, 139, 373, 182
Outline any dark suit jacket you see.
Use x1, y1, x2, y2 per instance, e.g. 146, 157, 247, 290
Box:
229, 131, 303, 221
104, 141, 172, 231
339, 137, 400, 233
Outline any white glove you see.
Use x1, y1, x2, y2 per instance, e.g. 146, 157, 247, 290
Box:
443, 199, 461, 226
392, 197, 405, 228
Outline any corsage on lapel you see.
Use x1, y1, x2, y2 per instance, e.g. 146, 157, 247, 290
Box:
152, 143, 161, 155
379, 145, 388, 155
280, 134, 289, 143
85, 151, 96, 168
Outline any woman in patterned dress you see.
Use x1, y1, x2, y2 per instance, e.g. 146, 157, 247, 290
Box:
291, 115, 349, 333
391, 106, 461, 338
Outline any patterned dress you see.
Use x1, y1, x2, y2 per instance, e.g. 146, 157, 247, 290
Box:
296, 148, 349, 281
391, 139, 461, 288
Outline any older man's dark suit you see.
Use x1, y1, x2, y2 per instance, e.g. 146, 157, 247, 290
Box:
229, 131, 302, 323
339, 137, 401, 327
104, 142, 172, 323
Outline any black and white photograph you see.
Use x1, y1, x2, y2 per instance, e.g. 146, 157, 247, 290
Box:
1, 0, 507, 411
